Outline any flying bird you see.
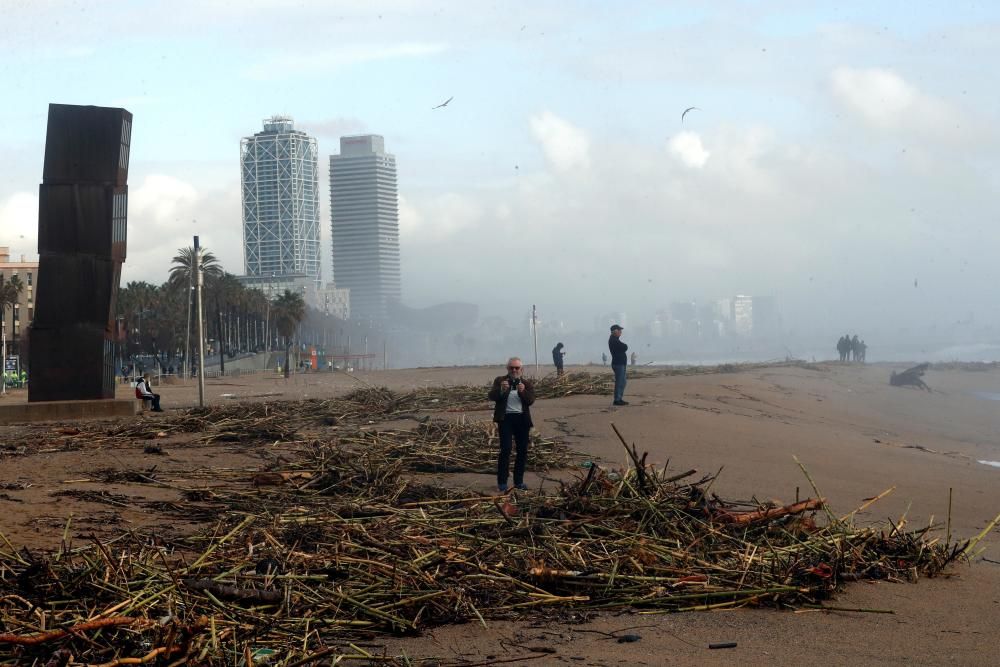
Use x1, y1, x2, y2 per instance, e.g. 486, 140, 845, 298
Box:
432, 96, 454, 110
681, 106, 700, 122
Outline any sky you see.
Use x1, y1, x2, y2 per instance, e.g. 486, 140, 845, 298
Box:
1, 0, 999, 336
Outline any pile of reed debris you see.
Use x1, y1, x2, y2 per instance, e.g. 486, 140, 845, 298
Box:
0, 372, 979, 666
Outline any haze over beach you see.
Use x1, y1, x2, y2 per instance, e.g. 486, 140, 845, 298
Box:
2, 1, 999, 366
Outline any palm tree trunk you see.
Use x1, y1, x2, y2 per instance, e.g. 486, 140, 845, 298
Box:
283, 339, 291, 378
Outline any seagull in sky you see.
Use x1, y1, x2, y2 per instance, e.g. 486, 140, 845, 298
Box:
432, 96, 454, 110
681, 106, 700, 122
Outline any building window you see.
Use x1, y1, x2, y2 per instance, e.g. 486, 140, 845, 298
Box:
13, 305, 19, 322
27, 272, 32, 286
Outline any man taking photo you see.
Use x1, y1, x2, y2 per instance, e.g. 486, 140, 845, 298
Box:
488, 357, 535, 492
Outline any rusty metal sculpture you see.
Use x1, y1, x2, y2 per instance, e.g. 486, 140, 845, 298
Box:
29, 104, 132, 402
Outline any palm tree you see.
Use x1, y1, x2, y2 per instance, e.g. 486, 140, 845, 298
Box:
271, 289, 306, 378
207, 272, 243, 374
0, 274, 25, 393
0, 274, 24, 323
168, 247, 224, 375
117, 281, 159, 363
244, 288, 269, 351
168, 246, 223, 290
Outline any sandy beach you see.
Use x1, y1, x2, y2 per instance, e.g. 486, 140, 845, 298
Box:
1, 361, 998, 665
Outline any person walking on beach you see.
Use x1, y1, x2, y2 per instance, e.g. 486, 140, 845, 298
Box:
601, 352, 608, 366
552, 342, 566, 376
608, 325, 629, 406
488, 357, 536, 492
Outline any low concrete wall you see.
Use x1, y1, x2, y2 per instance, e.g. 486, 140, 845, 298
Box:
0, 399, 139, 424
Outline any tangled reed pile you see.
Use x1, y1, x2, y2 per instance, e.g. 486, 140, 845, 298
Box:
0, 373, 611, 454
0, 369, 981, 665
334, 419, 582, 474
0, 422, 969, 666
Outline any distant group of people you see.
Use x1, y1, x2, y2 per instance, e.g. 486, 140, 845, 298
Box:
601, 350, 637, 366
836, 334, 867, 363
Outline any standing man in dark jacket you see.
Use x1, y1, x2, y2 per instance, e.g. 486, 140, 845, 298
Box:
552, 342, 566, 376
488, 357, 536, 492
608, 324, 629, 405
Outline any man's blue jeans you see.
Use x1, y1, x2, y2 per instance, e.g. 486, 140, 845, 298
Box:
612, 364, 627, 402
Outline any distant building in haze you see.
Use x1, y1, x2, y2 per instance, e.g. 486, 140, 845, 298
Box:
317, 282, 351, 321
240, 116, 321, 291
729, 295, 778, 336
731, 295, 754, 336
329, 135, 400, 322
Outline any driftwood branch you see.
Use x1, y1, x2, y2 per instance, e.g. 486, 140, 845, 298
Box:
715, 498, 825, 525
890, 363, 931, 391
0, 616, 139, 645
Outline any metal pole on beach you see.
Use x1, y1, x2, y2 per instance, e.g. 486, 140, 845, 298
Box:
184, 273, 192, 379
194, 236, 206, 407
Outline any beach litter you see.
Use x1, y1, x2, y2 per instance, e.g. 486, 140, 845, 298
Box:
0, 377, 977, 666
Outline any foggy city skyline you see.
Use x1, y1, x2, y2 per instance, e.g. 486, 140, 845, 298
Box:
2, 2, 999, 361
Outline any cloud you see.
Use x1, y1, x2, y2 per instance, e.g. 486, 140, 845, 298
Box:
529, 112, 591, 172
668, 131, 710, 168
123, 174, 243, 284
400, 193, 482, 242
830, 67, 954, 134
244, 42, 448, 80
0, 191, 39, 260
299, 117, 368, 141
130, 174, 199, 227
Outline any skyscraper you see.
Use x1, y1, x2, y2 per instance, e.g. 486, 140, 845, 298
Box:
241, 116, 321, 286
329, 135, 400, 321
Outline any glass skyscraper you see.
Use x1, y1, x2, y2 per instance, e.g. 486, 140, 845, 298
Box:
329, 135, 400, 321
241, 116, 321, 284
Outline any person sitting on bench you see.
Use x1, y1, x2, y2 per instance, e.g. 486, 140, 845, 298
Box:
135, 374, 164, 412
